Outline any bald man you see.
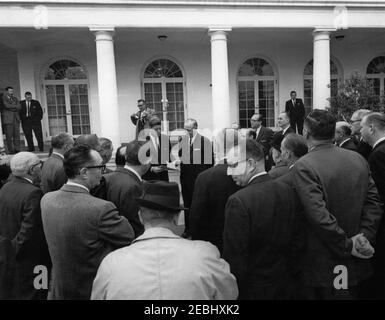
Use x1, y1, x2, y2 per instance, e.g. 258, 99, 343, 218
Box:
0, 152, 50, 299
335, 121, 357, 151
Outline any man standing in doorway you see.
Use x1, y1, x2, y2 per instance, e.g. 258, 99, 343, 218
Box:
1, 87, 21, 154
285, 90, 305, 135
20, 92, 44, 152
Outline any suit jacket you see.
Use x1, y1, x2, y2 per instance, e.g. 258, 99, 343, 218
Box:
104, 167, 144, 237
293, 144, 383, 287
20, 99, 43, 122
223, 174, 301, 299
91, 227, 238, 300
0, 176, 50, 299
142, 133, 170, 182
256, 126, 274, 156
339, 138, 357, 151
130, 108, 156, 138
189, 164, 240, 253
179, 133, 214, 208
41, 184, 134, 300
354, 137, 372, 160
41, 153, 67, 194
285, 98, 305, 121
268, 161, 290, 179
1, 94, 21, 125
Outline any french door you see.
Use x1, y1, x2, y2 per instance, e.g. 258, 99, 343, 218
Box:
43, 81, 91, 138
238, 77, 277, 128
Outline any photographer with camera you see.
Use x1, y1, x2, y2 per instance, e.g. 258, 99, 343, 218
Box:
130, 99, 156, 139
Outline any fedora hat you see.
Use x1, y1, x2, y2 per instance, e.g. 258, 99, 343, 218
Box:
135, 181, 187, 212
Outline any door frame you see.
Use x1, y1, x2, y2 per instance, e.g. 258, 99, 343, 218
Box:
41, 79, 91, 139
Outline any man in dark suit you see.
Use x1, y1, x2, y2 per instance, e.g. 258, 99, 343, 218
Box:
351, 109, 372, 160
174, 118, 213, 237
293, 109, 383, 300
335, 121, 357, 151
104, 140, 151, 237
41, 144, 134, 300
141, 116, 170, 182
223, 139, 302, 299
20, 92, 44, 152
1, 86, 21, 154
189, 128, 240, 254
250, 113, 273, 156
130, 99, 156, 139
0, 152, 50, 299
285, 91, 305, 135
41, 132, 74, 194
360, 112, 385, 299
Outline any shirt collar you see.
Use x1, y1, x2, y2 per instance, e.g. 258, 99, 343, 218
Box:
23, 177, 33, 184
66, 181, 89, 192
191, 132, 199, 145
52, 152, 64, 159
373, 136, 385, 149
132, 227, 180, 244
248, 171, 268, 184
339, 138, 351, 147
282, 126, 290, 135
124, 165, 142, 182
289, 164, 295, 170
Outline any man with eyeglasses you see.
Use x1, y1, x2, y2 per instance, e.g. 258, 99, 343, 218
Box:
223, 139, 301, 299
41, 144, 134, 299
0, 152, 50, 299
350, 109, 372, 159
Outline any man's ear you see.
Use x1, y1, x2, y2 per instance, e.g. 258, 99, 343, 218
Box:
138, 210, 144, 225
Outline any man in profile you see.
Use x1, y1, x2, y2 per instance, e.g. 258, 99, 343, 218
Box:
335, 121, 357, 151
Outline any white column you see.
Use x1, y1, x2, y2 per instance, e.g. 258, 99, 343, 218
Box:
313, 29, 334, 110
209, 28, 231, 131
0, 118, 3, 150
90, 27, 120, 148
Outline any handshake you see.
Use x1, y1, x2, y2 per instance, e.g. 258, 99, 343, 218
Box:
351, 233, 375, 259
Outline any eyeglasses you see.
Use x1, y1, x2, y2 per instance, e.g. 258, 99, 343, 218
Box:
85, 164, 106, 171
30, 160, 43, 170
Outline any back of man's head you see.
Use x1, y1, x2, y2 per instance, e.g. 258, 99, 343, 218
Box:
125, 140, 146, 166
149, 116, 161, 128
115, 145, 127, 167
51, 132, 73, 151
63, 144, 93, 179
304, 109, 336, 141
75, 134, 100, 151
10, 152, 39, 177
99, 137, 113, 164
352, 109, 372, 121
282, 133, 308, 159
246, 138, 265, 162
363, 112, 385, 132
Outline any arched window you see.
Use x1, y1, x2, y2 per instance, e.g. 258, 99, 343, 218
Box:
237, 57, 277, 128
142, 59, 185, 131
43, 59, 90, 137
303, 59, 340, 115
366, 56, 385, 97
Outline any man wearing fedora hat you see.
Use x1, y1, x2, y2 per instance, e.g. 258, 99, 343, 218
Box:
91, 180, 238, 300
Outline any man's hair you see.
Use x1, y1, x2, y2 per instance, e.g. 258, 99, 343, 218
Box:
246, 138, 265, 162
290, 90, 296, 95
282, 133, 308, 158
185, 118, 198, 129
304, 109, 336, 141
279, 111, 290, 121
5, 86, 13, 91
63, 144, 94, 179
25, 91, 32, 96
352, 109, 372, 120
75, 134, 100, 151
99, 137, 113, 151
336, 121, 352, 136
251, 113, 263, 122
149, 116, 161, 127
51, 132, 72, 149
137, 99, 145, 104
364, 112, 385, 131
10, 152, 39, 177
115, 145, 127, 166
125, 140, 145, 166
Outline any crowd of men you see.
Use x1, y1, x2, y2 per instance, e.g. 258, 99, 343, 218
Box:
0, 95, 385, 300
